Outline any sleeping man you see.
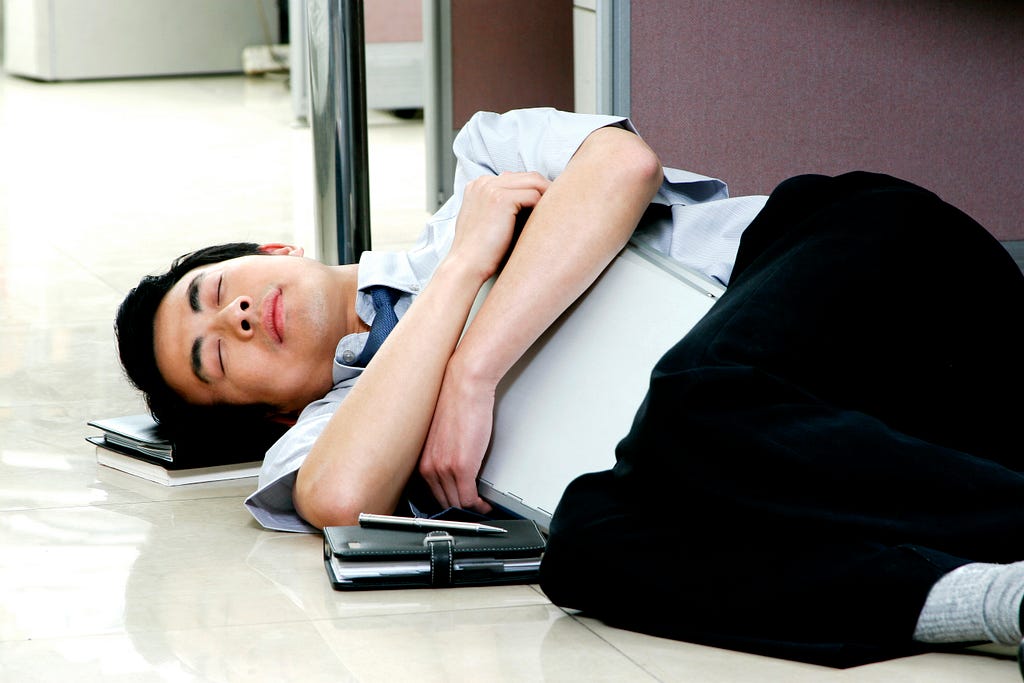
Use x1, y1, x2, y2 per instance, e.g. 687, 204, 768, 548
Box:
115, 107, 1024, 669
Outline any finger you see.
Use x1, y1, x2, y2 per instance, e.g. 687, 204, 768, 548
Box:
481, 173, 545, 199
456, 475, 484, 512
418, 451, 452, 509
438, 473, 462, 512
422, 455, 462, 511
505, 188, 545, 211
464, 496, 493, 515
494, 171, 551, 194
496, 170, 547, 182
430, 482, 452, 510
420, 468, 451, 510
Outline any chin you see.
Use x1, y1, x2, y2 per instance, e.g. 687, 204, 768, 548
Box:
295, 373, 335, 410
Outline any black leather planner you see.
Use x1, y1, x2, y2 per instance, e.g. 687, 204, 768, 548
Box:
323, 519, 546, 590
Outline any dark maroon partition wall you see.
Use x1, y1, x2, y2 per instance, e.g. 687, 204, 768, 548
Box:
631, 1, 1024, 240
450, 0, 574, 129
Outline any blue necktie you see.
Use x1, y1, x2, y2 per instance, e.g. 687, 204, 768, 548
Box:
356, 286, 400, 367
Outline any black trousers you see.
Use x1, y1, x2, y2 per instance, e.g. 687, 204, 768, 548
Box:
539, 172, 1024, 667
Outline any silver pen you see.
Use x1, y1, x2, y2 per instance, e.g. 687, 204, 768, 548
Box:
357, 512, 508, 535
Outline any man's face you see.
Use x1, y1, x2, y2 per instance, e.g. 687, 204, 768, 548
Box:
153, 252, 344, 414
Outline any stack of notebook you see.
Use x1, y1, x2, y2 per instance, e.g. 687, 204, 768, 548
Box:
87, 413, 265, 486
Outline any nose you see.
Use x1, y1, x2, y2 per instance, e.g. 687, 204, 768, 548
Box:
215, 296, 256, 338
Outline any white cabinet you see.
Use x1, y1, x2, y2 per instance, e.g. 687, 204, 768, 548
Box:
3, 0, 278, 81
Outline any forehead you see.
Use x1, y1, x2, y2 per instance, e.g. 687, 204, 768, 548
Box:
151, 262, 220, 404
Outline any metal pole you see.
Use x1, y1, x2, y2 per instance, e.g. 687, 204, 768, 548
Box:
306, 0, 371, 265
423, 0, 454, 212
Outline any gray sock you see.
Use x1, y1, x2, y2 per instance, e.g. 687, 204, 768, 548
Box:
913, 562, 1024, 646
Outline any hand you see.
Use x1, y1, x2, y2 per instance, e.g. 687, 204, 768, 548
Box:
419, 363, 496, 513
448, 171, 550, 280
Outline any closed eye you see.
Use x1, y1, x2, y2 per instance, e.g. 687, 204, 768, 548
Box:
216, 275, 224, 376
187, 273, 204, 313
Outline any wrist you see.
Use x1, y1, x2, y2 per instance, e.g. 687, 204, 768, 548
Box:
437, 246, 498, 289
448, 346, 501, 395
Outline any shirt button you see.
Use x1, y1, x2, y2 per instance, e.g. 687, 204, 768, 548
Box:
410, 284, 419, 292
341, 350, 356, 364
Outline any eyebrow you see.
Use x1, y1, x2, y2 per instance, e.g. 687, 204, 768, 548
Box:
186, 272, 210, 384
190, 338, 210, 384
187, 272, 205, 313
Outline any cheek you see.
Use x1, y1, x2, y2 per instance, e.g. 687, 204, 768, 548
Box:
268, 350, 335, 403
289, 288, 330, 347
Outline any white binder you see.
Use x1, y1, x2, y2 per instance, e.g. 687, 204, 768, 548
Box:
472, 239, 725, 531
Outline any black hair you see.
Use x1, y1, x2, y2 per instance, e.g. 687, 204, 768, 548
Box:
114, 243, 289, 450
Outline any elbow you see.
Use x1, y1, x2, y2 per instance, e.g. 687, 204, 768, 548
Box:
586, 126, 664, 198
293, 468, 363, 529
620, 134, 664, 198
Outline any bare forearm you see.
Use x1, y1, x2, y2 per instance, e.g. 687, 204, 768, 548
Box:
294, 256, 485, 527
452, 127, 663, 386
294, 172, 549, 528
416, 127, 662, 511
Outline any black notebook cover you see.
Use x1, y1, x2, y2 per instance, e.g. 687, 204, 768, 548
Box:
87, 413, 281, 469
323, 519, 546, 590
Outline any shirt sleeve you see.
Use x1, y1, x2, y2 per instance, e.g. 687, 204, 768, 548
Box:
408, 108, 632, 266
451, 107, 630, 192
243, 390, 350, 533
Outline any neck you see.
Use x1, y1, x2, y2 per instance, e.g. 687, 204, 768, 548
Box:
331, 263, 370, 337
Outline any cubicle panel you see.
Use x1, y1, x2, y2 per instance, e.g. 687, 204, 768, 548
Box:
630, 1, 1024, 241
449, 0, 574, 127
425, 0, 575, 211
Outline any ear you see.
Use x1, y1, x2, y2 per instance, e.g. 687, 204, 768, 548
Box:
265, 411, 298, 427
258, 243, 305, 257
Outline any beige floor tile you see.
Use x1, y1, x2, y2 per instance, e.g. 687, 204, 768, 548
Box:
0, 622, 353, 683
1, 608, 654, 683
581, 616, 1017, 682
309, 605, 654, 682
0, 449, 149, 513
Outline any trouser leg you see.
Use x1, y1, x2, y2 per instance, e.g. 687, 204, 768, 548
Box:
540, 172, 1024, 666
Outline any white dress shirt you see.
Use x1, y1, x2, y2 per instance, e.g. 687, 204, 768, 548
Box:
245, 107, 768, 532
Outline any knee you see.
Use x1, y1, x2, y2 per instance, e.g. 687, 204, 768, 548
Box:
539, 471, 631, 609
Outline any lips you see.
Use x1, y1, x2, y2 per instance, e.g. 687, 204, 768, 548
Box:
262, 288, 284, 343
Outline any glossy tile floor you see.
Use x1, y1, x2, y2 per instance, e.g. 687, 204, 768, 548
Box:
0, 71, 1018, 682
